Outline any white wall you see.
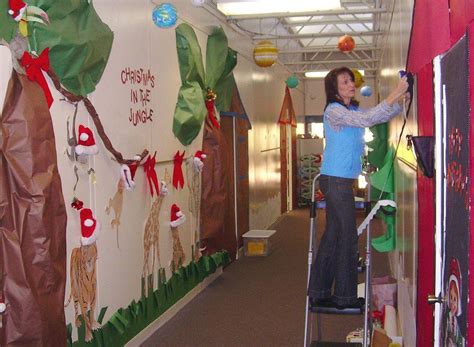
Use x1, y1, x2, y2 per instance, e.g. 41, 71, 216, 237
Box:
305, 77, 377, 116
0, 0, 304, 335
377, 0, 416, 345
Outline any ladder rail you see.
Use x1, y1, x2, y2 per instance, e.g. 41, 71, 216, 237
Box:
304, 174, 320, 347
304, 174, 397, 346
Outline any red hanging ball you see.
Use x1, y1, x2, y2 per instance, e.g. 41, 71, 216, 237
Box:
338, 35, 355, 53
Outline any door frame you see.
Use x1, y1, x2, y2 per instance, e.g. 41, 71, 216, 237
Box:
433, 55, 444, 347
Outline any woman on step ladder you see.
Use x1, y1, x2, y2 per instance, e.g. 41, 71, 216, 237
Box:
308, 67, 409, 310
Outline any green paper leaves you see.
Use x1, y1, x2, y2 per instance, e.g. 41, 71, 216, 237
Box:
0, 1, 16, 43
28, 0, 113, 96
173, 23, 237, 146
173, 81, 207, 146
206, 27, 229, 89
176, 24, 205, 88
369, 148, 396, 252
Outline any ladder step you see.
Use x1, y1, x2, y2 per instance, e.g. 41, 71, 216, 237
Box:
310, 305, 363, 315
311, 344, 361, 347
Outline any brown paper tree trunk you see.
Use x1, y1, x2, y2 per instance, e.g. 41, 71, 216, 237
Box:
0, 71, 67, 346
200, 115, 237, 259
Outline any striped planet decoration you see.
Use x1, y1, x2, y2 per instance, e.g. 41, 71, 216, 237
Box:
253, 40, 278, 67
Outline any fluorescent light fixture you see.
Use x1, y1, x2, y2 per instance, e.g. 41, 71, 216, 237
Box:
305, 69, 365, 78
217, 0, 341, 16
305, 71, 329, 78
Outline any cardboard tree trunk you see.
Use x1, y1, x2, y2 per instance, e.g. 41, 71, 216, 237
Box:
0, 71, 67, 346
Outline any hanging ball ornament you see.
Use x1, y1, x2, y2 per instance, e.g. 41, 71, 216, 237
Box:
152, 3, 178, 28
351, 69, 364, 88
191, 0, 206, 6
286, 75, 299, 88
253, 40, 278, 68
360, 85, 373, 97
338, 34, 355, 53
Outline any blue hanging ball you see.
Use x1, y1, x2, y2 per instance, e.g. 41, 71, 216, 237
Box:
152, 3, 178, 28
360, 85, 373, 97
286, 75, 299, 88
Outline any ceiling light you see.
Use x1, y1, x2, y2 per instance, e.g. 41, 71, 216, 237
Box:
305, 70, 365, 78
216, 0, 341, 16
305, 71, 329, 78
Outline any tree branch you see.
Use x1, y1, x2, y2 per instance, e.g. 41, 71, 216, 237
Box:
47, 69, 148, 165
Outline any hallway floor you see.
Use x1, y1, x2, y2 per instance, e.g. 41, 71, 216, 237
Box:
141, 207, 385, 346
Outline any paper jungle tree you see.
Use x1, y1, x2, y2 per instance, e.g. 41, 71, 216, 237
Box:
0, 1, 146, 345
173, 23, 237, 146
173, 24, 238, 257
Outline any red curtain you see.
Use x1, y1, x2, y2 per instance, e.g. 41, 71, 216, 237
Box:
415, 63, 435, 347
407, 0, 450, 74
449, 0, 474, 44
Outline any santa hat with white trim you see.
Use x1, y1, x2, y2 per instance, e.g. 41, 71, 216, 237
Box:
120, 155, 142, 191
448, 257, 462, 316
8, 0, 27, 21
75, 125, 99, 156
80, 208, 100, 246
170, 204, 185, 228
192, 150, 207, 173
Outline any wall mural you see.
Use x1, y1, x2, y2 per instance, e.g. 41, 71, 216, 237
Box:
0, 1, 240, 345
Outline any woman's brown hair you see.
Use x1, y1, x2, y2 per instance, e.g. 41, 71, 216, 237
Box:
324, 67, 359, 110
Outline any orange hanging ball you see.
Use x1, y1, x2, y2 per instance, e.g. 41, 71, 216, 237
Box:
338, 35, 355, 53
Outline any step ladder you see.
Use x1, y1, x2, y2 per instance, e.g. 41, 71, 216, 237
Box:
304, 174, 396, 347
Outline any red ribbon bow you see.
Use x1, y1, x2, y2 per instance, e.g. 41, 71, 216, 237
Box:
143, 153, 160, 197
205, 98, 220, 129
173, 150, 185, 190
20, 48, 54, 108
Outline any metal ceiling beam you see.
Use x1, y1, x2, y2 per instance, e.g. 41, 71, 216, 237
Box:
282, 18, 374, 26
296, 67, 378, 73
226, 8, 387, 20
253, 31, 384, 40
279, 46, 380, 54
283, 58, 377, 65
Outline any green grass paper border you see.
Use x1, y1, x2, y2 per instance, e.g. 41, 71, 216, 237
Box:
67, 251, 230, 346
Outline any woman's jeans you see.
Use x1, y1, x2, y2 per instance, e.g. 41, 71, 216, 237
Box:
308, 174, 358, 305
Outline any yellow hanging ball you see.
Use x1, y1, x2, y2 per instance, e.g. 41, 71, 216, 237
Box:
352, 68, 364, 88
253, 40, 278, 68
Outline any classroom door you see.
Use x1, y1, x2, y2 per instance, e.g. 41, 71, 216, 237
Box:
433, 35, 470, 346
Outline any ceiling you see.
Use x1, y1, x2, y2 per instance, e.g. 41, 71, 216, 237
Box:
206, 0, 392, 79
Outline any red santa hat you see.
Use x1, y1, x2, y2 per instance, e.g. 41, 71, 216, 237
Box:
8, 0, 27, 21
75, 125, 99, 156
448, 257, 462, 316
192, 150, 207, 172
80, 208, 100, 246
120, 156, 141, 191
170, 203, 185, 228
